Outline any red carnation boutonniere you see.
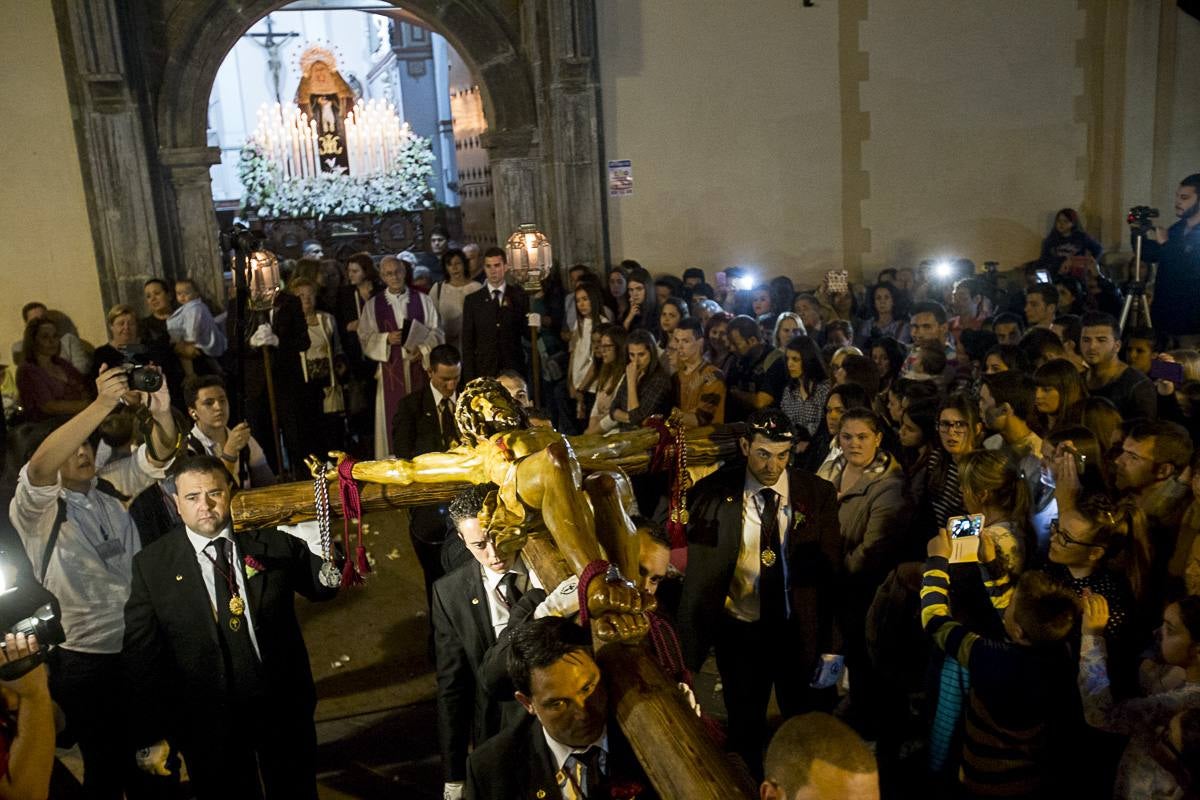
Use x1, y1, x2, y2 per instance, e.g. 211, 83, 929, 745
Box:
610, 781, 643, 799
243, 555, 265, 579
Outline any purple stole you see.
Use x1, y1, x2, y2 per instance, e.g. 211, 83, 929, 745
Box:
374, 290, 428, 447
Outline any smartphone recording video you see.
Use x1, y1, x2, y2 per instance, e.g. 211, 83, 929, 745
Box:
948, 513, 985, 563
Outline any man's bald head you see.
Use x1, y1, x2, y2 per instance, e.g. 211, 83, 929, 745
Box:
761, 713, 878, 800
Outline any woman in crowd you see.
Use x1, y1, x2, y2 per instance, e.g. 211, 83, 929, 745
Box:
622, 266, 659, 338
703, 312, 736, 378
898, 397, 940, 508
657, 296, 688, 358
923, 394, 985, 533
870, 336, 906, 396
983, 343, 1030, 375
779, 335, 831, 437
336, 252, 383, 456
1055, 275, 1087, 316
1040, 208, 1102, 275
291, 277, 343, 455
818, 408, 909, 734
567, 282, 612, 433
140, 278, 176, 347
1084, 396, 1126, 456
608, 264, 630, 323
1079, 592, 1200, 800
763, 312, 804, 374
430, 248, 481, 352
605, 329, 671, 431
836, 354, 880, 398
959, 448, 1034, 597
750, 285, 773, 318
769, 276, 796, 316
16, 317, 90, 422
804, 382, 872, 472
1034, 358, 1088, 432
90, 304, 141, 381
859, 282, 910, 345
183, 374, 274, 488
584, 324, 628, 435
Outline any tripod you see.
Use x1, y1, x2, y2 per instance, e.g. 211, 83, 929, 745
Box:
1118, 232, 1152, 332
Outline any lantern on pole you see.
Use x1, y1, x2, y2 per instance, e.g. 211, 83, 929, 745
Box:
245, 250, 282, 310
505, 224, 552, 405
505, 223, 553, 292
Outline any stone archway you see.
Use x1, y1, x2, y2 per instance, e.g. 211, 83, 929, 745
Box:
53, 0, 604, 306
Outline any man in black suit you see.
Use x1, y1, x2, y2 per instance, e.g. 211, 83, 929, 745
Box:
460, 247, 529, 382
123, 454, 338, 799
677, 408, 842, 778
434, 482, 545, 800
464, 617, 653, 800
393, 343, 463, 610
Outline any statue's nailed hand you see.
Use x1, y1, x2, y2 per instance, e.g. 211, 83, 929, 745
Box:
586, 572, 657, 644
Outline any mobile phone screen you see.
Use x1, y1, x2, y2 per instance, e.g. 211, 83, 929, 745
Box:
948, 514, 984, 563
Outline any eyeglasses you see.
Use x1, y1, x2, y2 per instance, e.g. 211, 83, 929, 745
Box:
1050, 518, 1102, 549
937, 420, 969, 433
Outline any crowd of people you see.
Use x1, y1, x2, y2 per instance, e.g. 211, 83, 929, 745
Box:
0, 175, 1198, 799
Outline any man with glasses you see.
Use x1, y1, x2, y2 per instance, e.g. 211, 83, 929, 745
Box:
1114, 420, 1193, 573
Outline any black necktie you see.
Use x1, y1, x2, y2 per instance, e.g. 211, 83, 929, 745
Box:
499, 572, 523, 609
758, 488, 786, 623
439, 397, 456, 449
565, 745, 604, 797
492, 289, 502, 306
208, 538, 261, 696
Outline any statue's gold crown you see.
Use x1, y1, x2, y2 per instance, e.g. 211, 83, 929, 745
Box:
299, 44, 339, 76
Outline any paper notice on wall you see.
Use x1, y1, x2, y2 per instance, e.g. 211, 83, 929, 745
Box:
608, 160, 633, 197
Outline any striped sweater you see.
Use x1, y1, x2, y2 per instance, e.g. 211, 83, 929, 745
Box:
922, 556, 1076, 797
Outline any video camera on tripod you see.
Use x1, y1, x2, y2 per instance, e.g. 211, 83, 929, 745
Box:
1127, 205, 1159, 238
1119, 205, 1160, 332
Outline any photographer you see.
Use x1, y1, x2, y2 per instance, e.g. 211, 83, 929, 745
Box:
8, 365, 177, 797
1141, 173, 1200, 347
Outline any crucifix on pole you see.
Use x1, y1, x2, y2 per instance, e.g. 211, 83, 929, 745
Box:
242, 15, 300, 103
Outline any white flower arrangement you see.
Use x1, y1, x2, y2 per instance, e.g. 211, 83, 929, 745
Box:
237, 131, 436, 219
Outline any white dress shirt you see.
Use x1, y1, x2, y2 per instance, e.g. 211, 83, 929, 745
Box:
185, 524, 263, 659
480, 555, 542, 639
725, 470, 791, 623
543, 727, 609, 796
485, 281, 507, 305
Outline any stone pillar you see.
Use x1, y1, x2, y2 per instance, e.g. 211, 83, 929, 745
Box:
485, 127, 546, 245
159, 146, 225, 304
51, 0, 166, 309
541, 0, 606, 271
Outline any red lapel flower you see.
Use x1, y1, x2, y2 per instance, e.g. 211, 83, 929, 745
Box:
610, 780, 643, 799
243, 555, 265, 578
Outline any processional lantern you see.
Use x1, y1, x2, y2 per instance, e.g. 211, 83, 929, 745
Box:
246, 250, 282, 310
505, 223, 553, 292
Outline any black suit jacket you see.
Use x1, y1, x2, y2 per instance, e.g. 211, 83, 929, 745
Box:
393, 386, 459, 543
122, 525, 337, 752
465, 714, 655, 800
432, 561, 526, 781
677, 462, 842, 673
461, 283, 529, 382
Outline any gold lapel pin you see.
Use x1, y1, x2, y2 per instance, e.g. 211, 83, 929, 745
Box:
471, 597, 480, 605
175, 575, 183, 581
536, 791, 547, 799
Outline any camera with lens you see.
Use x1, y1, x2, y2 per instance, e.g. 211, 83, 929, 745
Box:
0, 555, 64, 681
114, 344, 163, 393
1127, 205, 1160, 237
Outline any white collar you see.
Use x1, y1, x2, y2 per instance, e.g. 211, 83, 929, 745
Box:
430, 384, 456, 408
185, 523, 234, 555
743, 470, 790, 504
486, 282, 506, 294
542, 726, 608, 773
481, 555, 530, 592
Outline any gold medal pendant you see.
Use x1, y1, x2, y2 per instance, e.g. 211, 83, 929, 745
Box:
677, 508, 690, 525
228, 616, 241, 632
760, 548, 777, 567
228, 595, 245, 617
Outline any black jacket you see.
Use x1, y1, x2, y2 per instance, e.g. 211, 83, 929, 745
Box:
461, 284, 529, 382
122, 525, 337, 752
393, 386, 459, 543
677, 462, 842, 673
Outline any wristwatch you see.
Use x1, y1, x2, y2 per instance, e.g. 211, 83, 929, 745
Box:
219, 450, 238, 463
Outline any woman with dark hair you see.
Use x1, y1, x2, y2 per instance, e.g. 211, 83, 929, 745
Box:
1034, 358, 1088, 432
608, 264, 630, 322
801, 382, 871, 472
622, 267, 659, 338
925, 393, 985, 532
703, 311, 736, 378
657, 296, 688, 354
1040, 208, 1103, 276
836, 354, 880, 398
1084, 396, 1125, 455
779, 335, 831, 436
1055, 275, 1087, 316
16, 317, 91, 422
1079, 592, 1200, 799
817, 407, 909, 733
984, 343, 1031, 375
769, 275, 796, 315
565, 281, 614, 432
431, 247, 482, 351
605, 328, 671, 431
859, 283, 910, 345
140, 278, 177, 348
898, 397, 939, 493
584, 323, 628, 435
870, 336, 906, 395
